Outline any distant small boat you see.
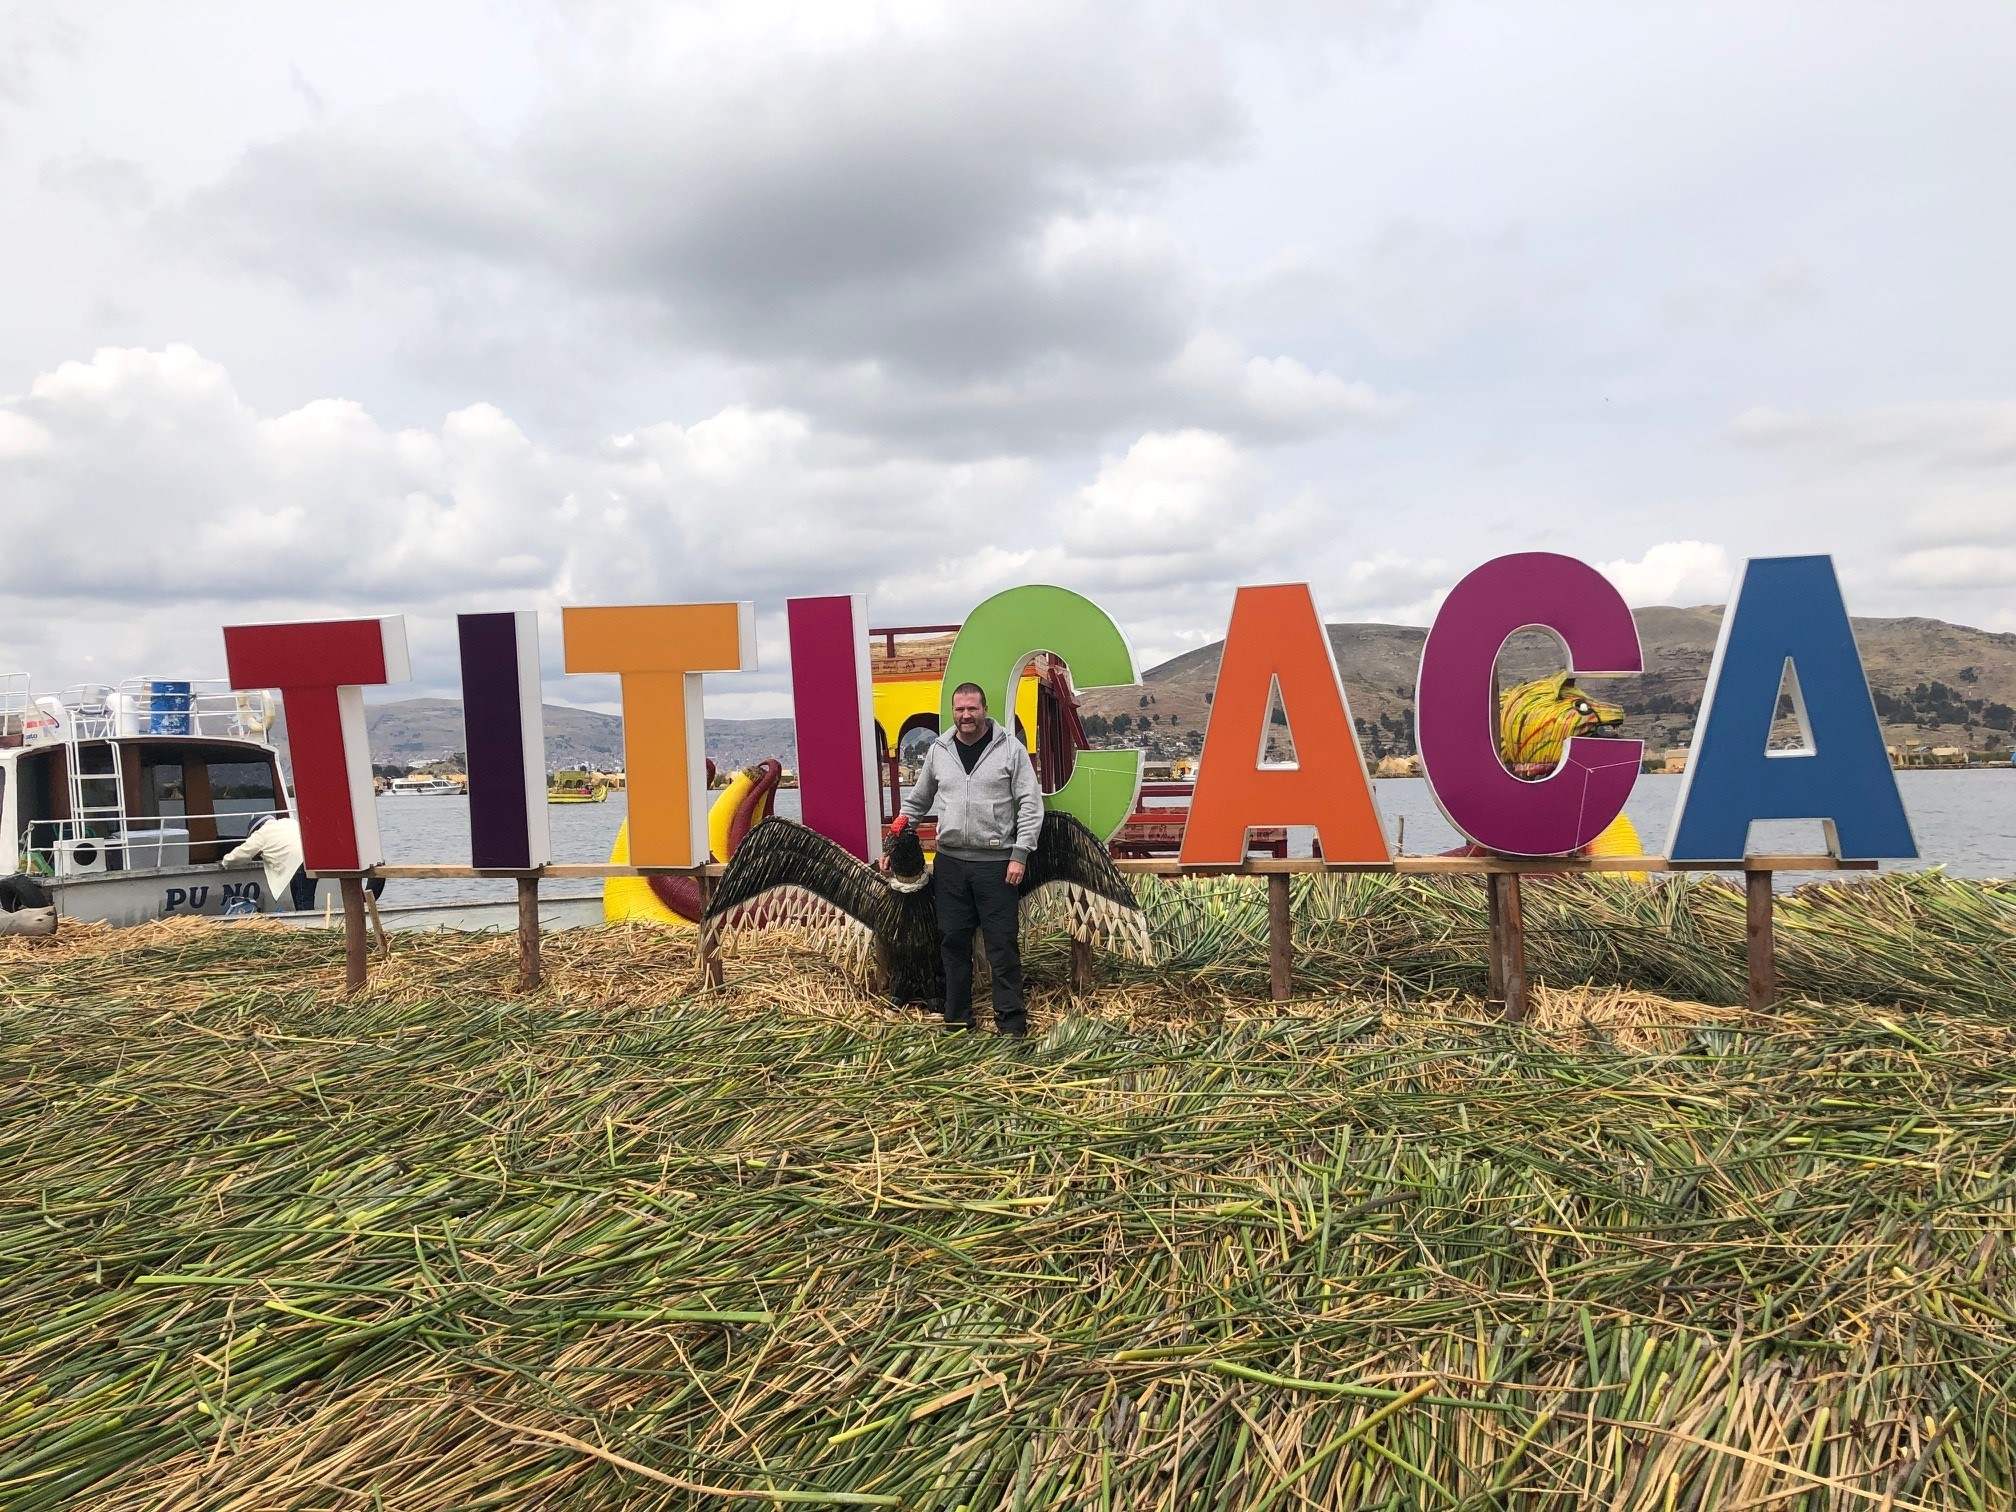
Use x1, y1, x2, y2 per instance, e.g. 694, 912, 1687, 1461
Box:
386, 776, 464, 797
548, 771, 610, 804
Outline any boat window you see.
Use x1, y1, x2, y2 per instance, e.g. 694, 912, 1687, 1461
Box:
206, 760, 278, 841
139, 756, 186, 819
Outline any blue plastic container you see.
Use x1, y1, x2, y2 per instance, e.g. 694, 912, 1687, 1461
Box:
145, 680, 193, 735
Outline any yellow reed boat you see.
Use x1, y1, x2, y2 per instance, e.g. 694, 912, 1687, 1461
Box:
547, 770, 609, 804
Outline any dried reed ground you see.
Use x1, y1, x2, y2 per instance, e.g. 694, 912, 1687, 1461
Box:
1, 878, 2013, 1510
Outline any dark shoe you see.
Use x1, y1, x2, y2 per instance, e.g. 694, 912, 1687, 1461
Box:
939, 1017, 973, 1033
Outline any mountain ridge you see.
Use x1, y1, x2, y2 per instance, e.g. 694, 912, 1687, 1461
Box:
1080, 607, 2016, 760
289, 607, 2016, 774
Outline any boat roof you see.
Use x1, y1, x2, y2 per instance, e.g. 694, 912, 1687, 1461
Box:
1, 732, 278, 762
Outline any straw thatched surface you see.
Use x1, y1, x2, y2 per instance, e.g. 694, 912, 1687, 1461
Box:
2, 884, 2012, 1509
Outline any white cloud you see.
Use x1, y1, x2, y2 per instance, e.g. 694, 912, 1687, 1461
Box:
1732, 402, 2016, 467
1891, 546, 2016, 591
1661, 260, 1819, 334
1060, 429, 1255, 558
2, 344, 1408, 701
1597, 541, 1732, 606
0, 345, 1043, 697
1726, 399, 2016, 630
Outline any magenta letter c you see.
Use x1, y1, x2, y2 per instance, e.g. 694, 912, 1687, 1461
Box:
1416, 553, 1644, 857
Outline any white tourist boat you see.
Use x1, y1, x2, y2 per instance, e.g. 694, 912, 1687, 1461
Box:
385, 774, 464, 796
0, 675, 300, 925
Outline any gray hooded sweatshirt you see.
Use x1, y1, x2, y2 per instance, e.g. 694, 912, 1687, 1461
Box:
901, 721, 1044, 864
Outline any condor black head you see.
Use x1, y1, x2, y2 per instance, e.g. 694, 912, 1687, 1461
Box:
881, 824, 929, 892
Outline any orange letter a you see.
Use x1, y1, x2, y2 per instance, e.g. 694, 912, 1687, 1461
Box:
1179, 584, 1390, 865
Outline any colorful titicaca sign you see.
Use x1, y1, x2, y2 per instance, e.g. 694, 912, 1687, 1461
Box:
221, 552, 1917, 876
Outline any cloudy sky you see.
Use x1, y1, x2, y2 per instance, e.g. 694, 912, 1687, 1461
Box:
3, 1, 2013, 715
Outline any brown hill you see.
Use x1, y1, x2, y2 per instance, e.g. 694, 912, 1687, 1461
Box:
1078, 608, 2016, 760
264, 610, 2016, 780
267, 701, 797, 778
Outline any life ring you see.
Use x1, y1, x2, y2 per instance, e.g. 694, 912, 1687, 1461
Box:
604, 760, 784, 925
234, 690, 276, 737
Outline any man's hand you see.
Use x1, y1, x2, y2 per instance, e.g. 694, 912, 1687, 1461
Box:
878, 854, 891, 872
1005, 861, 1025, 885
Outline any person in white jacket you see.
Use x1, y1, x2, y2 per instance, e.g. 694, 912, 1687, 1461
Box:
222, 815, 312, 911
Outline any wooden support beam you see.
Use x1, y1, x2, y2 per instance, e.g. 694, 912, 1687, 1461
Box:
363, 887, 390, 961
1485, 873, 1505, 1010
696, 873, 722, 987
339, 876, 368, 996
1266, 872, 1293, 1002
369, 862, 723, 880
1109, 853, 1877, 876
334, 853, 1859, 1021
1487, 872, 1528, 1021
1745, 869, 1776, 1012
360, 856, 1871, 881
1500, 872, 1528, 1022
516, 875, 542, 992
1069, 936, 1094, 996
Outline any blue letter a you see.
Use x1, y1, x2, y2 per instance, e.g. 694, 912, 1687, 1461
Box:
1668, 556, 1915, 862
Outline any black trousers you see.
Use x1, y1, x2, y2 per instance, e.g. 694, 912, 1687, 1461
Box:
287, 869, 384, 911
934, 854, 1025, 1034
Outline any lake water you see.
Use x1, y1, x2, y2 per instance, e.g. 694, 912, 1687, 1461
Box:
374, 769, 2016, 907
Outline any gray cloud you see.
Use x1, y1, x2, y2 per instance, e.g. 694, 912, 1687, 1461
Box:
1734, 402, 2016, 468
9, 0, 2016, 695
38, 152, 154, 216
0, 5, 79, 110
165, 4, 1396, 451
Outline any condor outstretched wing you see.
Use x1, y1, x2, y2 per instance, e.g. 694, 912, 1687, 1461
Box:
1018, 812, 1153, 962
704, 819, 899, 960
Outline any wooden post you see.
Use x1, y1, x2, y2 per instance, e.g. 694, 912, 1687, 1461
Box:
696, 873, 723, 987
1485, 873, 1505, 1009
1266, 872, 1293, 1002
1499, 872, 1528, 1022
516, 875, 542, 992
1069, 936, 1094, 996
1745, 868, 1775, 1011
339, 876, 368, 995
1487, 872, 1528, 1021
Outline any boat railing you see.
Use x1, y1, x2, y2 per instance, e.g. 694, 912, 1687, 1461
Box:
21, 805, 291, 879
0, 676, 280, 746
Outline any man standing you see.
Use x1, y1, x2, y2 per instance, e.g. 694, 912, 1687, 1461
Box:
893, 682, 1044, 1036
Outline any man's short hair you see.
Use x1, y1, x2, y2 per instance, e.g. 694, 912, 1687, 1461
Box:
951, 681, 988, 709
